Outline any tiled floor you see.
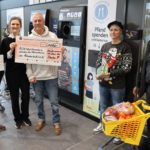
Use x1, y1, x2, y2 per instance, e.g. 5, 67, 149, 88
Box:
0, 95, 135, 150
0, 78, 137, 150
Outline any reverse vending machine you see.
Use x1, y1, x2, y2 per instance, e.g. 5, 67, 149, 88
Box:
57, 6, 87, 107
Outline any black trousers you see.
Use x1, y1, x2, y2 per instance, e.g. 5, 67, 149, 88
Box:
0, 71, 4, 105
6, 72, 30, 122
0, 71, 4, 82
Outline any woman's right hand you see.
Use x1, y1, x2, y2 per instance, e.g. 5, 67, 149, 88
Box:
30, 77, 37, 83
133, 86, 139, 98
9, 42, 16, 52
96, 73, 110, 80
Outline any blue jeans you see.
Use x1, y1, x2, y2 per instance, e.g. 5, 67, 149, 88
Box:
99, 85, 125, 121
33, 78, 60, 124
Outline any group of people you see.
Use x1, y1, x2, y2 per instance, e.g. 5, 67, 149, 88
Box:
0, 12, 62, 136
93, 20, 150, 145
0, 12, 150, 144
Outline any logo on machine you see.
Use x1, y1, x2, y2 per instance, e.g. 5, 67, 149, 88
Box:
66, 12, 82, 19
59, 13, 64, 20
94, 1, 109, 23
59, 11, 82, 20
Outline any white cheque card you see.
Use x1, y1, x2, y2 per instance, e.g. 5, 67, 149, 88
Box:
15, 36, 63, 66
0, 55, 4, 71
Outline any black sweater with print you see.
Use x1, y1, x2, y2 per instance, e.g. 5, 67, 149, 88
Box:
96, 41, 132, 89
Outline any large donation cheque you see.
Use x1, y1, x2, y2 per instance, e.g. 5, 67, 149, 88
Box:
0, 55, 4, 71
15, 36, 63, 66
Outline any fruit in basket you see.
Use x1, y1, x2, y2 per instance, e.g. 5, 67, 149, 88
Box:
104, 107, 119, 121
104, 107, 118, 117
118, 112, 133, 120
125, 114, 134, 119
117, 102, 135, 115
104, 102, 135, 121
104, 115, 118, 121
118, 112, 126, 119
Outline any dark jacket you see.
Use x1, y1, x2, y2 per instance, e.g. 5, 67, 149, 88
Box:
0, 37, 26, 74
124, 40, 140, 101
137, 41, 150, 97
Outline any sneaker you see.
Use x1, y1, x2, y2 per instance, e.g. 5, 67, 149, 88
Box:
0, 104, 5, 112
112, 138, 123, 145
15, 121, 23, 129
93, 123, 103, 134
23, 118, 32, 126
35, 121, 45, 131
53, 123, 62, 136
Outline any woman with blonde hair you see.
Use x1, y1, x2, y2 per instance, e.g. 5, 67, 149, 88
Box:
0, 16, 31, 129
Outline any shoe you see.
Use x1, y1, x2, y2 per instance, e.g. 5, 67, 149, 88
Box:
53, 123, 62, 136
35, 121, 45, 131
23, 118, 32, 126
30, 91, 35, 100
15, 121, 23, 129
0, 104, 5, 112
3, 91, 10, 100
0, 124, 6, 131
112, 138, 123, 145
93, 123, 103, 134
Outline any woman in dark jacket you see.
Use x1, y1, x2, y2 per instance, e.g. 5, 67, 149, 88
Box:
133, 41, 150, 99
133, 41, 150, 131
0, 16, 31, 129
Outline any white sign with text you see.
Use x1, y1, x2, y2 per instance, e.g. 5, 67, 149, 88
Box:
15, 36, 63, 66
0, 55, 4, 71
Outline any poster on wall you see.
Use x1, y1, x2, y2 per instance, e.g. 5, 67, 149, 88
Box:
32, 0, 39, 4
83, 0, 117, 118
29, 0, 40, 5
29, 0, 34, 5
40, 0, 46, 3
58, 46, 79, 95
6, 7, 24, 36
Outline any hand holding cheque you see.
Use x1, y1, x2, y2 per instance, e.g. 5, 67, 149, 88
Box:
14, 36, 63, 66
